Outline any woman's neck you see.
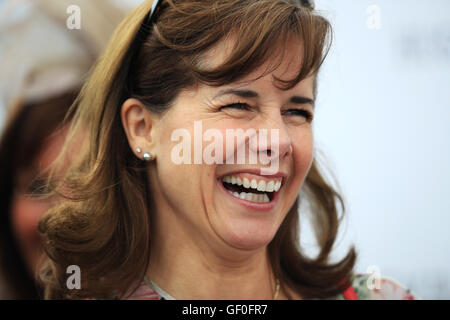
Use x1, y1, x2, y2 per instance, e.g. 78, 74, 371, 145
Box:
147, 214, 279, 300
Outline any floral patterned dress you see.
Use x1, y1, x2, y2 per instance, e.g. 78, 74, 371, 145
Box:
118, 273, 418, 300
329, 273, 418, 300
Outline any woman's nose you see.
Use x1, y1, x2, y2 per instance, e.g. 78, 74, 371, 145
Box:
249, 114, 293, 163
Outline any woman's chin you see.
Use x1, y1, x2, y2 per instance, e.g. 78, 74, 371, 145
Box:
216, 221, 277, 251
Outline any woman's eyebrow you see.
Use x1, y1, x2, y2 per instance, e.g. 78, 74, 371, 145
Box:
213, 89, 259, 100
213, 88, 315, 107
290, 96, 315, 107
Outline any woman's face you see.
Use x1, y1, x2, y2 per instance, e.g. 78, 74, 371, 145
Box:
150, 39, 315, 251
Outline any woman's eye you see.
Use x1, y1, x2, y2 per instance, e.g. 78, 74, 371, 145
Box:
219, 103, 251, 111
283, 109, 314, 122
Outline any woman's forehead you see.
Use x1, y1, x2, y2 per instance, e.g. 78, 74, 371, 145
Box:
201, 35, 307, 87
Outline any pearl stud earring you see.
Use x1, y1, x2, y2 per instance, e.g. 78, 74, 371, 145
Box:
136, 148, 142, 153
143, 152, 153, 161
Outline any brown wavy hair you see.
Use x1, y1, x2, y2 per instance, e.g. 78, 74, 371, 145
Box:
38, 0, 356, 299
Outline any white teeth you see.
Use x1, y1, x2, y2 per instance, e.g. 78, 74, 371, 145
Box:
274, 181, 281, 192
222, 175, 283, 194
227, 190, 270, 203
257, 180, 266, 192
266, 180, 274, 192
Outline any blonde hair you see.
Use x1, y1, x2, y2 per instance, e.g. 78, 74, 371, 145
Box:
38, 0, 356, 299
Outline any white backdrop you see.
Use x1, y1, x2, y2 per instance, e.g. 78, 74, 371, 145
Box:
311, 0, 450, 299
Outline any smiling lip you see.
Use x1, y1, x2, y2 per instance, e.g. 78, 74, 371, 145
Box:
217, 169, 286, 212
218, 168, 287, 180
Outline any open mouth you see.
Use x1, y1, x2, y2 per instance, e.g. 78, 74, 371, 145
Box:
219, 173, 283, 204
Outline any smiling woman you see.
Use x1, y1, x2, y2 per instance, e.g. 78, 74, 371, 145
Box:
38, 0, 371, 300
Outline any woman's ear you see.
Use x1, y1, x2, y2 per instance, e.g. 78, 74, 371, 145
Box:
121, 98, 158, 159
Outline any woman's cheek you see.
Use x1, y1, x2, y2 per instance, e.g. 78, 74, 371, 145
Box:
292, 129, 314, 181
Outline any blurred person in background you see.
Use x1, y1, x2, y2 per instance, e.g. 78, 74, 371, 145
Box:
0, 0, 124, 299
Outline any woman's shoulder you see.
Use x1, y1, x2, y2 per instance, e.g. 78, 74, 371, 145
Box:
90, 278, 161, 300
122, 279, 162, 300
329, 273, 419, 300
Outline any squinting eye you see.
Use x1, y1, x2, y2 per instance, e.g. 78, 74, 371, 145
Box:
219, 103, 251, 111
282, 109, 314, 122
